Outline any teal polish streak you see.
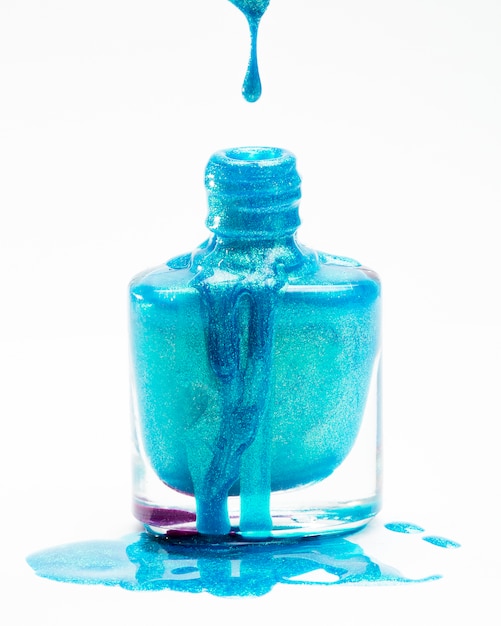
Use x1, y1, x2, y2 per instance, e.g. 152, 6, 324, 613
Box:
189, 275, 277, 534
229, 0, 270, 102
422, 536, 461, 549
26, 532, 440, 595
385, 522, 425, 534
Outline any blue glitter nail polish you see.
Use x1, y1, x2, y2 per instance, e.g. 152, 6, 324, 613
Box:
129, 147, 382, 539
422, 536, 461, 549
228, 0, 270, 102
27, 531, 440, 594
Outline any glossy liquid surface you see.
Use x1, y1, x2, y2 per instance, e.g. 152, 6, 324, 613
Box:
229, 0, 270, 101
27, 520, 457, 595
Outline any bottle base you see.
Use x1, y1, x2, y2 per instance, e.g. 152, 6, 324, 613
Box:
134, 498, 380, 541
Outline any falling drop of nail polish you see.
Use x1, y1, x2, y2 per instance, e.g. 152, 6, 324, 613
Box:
229, 0, 270, 102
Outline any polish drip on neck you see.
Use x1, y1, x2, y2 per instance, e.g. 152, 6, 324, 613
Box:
205, 147, 301, 240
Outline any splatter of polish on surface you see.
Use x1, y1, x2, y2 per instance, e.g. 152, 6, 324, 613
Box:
27, 530, 442, 596
385, 522, 425, 534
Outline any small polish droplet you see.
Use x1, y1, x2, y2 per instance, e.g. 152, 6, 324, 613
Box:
385, 522, 425, 534
422, 536, 461, 549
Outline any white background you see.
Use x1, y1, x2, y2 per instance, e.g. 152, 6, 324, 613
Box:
1, 1, 500, 624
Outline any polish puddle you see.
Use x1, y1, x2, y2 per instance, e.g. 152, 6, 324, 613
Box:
27, 521, 460, 596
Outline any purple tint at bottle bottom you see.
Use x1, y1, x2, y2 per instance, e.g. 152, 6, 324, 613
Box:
134, 503, 196, 528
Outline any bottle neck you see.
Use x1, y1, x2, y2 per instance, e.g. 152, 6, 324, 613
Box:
205, 147, 301, 241
212, 233, 298, 250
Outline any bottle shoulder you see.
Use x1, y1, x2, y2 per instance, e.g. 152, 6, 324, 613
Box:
129, 262, 194, 304
292, 250, 380, 287
129, 241, 381, 304
129, 240, 210, 298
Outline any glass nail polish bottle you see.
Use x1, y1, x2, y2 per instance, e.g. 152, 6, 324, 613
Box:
129, 147, 381, 539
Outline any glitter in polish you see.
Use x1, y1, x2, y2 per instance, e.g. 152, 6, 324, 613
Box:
422, 536, 461, 549
26, 532, 440, 595
385, 523, 461, 549
385, 522, 425, 534
129, 147, 382, 538
228, 0, 270, 101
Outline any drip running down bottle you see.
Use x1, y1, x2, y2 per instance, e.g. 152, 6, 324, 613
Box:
129, 147, 381, 539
